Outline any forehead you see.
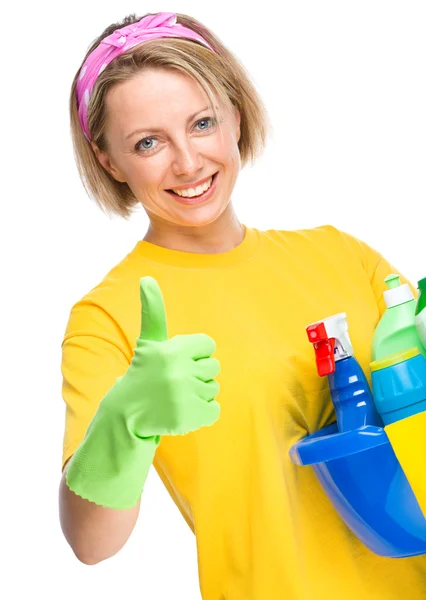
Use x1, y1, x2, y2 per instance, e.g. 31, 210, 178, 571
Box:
107, 68, 218, 113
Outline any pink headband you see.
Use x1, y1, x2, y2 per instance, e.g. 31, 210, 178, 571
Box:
76, 12, 215, 141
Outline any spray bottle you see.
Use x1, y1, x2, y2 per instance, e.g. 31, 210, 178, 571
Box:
307, 312, 383, 432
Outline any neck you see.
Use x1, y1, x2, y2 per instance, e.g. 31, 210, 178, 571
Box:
142, 204, 245, 254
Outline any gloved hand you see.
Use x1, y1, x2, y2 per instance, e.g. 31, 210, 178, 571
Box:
65, 276, 221, 509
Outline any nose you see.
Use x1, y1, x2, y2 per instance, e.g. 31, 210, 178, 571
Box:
171, 137, 204, 178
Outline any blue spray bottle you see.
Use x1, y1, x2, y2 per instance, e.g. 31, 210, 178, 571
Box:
306, 312, 383, 431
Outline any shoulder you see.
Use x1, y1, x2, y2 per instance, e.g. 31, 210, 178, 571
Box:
261, 223, 378, 253
258, 224, 385, 279
62, 245, 143, 353
259, 223, 353, 251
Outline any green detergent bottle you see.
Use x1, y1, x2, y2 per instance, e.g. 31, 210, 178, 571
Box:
415, 277, 426, 352
371, 274, 426, 361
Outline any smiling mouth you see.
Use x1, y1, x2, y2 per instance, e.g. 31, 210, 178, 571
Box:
166, 171, 219, 196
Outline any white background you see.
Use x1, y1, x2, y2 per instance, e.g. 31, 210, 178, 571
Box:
2, 1, 425, 598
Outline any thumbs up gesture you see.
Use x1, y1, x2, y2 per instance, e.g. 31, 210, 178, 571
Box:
104, 276, 221, 437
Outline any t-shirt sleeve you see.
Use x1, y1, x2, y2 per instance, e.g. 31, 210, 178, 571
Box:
328, 225, 418, 318
60, 299, 131, 471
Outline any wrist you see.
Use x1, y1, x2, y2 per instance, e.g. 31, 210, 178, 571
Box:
65, 403, 161, 509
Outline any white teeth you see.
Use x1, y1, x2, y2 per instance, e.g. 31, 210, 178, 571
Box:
172, 176, 213, 197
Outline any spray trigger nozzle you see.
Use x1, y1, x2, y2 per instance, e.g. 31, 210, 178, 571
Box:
306, 321, 336, 376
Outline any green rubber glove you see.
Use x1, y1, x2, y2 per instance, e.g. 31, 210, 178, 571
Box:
65, 276, 221, 509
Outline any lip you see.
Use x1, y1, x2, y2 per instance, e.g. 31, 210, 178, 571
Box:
166, 173, 216, 191
166, 171, 219, 206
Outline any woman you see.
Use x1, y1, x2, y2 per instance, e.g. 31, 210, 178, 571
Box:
59, 11, 426, 599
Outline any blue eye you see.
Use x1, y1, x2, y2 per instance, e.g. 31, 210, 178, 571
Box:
197, 118, 214, 131
134, 117, 217, 154
136, 138, 156, 152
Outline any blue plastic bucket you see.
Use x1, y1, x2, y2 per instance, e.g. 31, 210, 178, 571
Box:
290, 422, 426, 557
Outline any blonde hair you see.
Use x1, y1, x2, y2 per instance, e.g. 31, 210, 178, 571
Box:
69, 12, 273, 219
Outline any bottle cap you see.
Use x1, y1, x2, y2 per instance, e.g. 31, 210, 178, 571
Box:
383, 274, 414, 308
370, 347, 420, 372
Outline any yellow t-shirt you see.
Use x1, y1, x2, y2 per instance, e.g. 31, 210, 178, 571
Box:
61, 224, 426, 599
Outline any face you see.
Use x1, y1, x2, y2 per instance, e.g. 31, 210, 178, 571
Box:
92, 68, 241, 229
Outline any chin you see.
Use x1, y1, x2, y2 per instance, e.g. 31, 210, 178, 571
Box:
172, 206, 228, 228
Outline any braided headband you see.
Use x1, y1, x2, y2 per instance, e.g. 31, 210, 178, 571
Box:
76, 12, 215, 141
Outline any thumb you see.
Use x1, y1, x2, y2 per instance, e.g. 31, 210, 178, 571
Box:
139, 276, 169, 342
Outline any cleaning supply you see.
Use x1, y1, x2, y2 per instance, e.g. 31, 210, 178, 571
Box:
290, 417, 426, 556
306, 312, 383, 432
372, 348, 426, 519
415, 276, 426, 351
385, 411, 426, 519
370, 346, 426, 518
65, 276, 221, 509
372, 274, 425, 361
370, 347, 426, 426
291, 312, 426, 557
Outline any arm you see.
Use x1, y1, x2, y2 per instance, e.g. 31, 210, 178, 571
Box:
59, 299, 141, 564
59, 456, 141, 565
59, 278, 220, 562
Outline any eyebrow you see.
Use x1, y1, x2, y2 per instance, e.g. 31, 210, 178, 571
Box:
125, 106, 215, 141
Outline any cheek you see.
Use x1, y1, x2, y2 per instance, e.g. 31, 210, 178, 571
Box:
216, 130, 240, 158
128, 164, 163, 189
228, 146, 241, 172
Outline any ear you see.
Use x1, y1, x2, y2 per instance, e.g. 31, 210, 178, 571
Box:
90, 142, 127, 183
